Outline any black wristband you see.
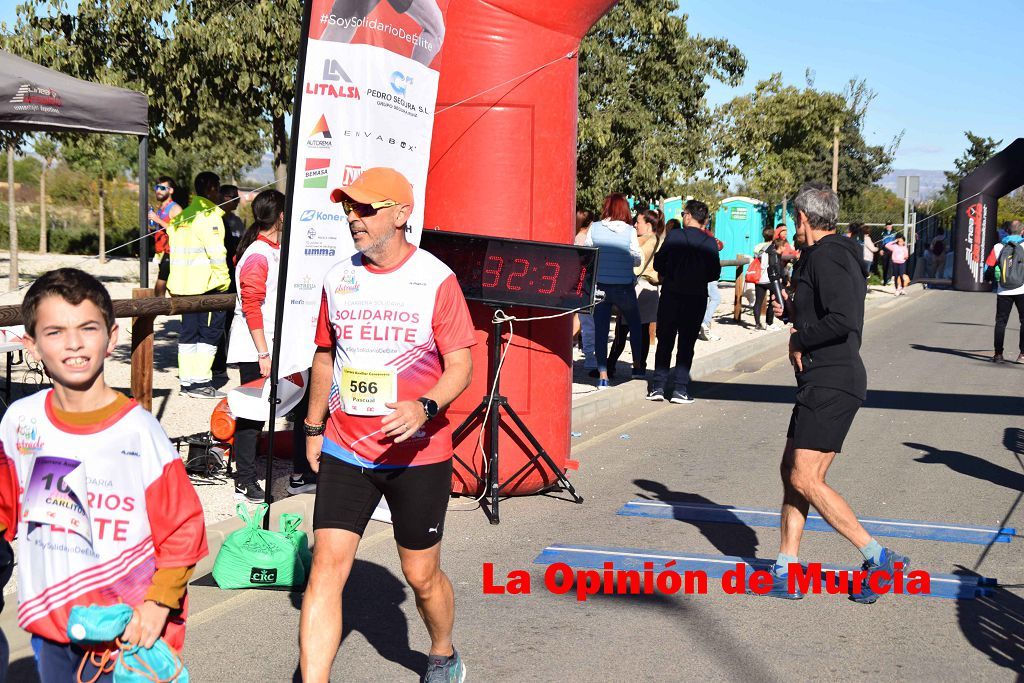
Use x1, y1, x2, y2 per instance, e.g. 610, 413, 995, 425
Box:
303, 420, 326, 437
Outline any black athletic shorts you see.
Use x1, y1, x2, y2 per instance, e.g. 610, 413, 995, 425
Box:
787, 385, 863, 453
313, 455, 452, 550
157, 254, 170, 282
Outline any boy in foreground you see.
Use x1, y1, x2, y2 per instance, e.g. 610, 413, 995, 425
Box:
0, 268, 208, 681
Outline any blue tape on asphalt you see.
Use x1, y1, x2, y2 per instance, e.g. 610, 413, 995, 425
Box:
533, 544, 992, 600
617, 500, 1015, 546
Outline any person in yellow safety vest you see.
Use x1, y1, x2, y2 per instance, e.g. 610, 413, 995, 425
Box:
166, 171, 232, 399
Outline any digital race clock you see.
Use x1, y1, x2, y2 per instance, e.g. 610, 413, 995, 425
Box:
419, 230, 599, 312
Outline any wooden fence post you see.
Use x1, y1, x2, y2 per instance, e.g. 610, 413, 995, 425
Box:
733, 253, 746, 321
131, 288, 155, 411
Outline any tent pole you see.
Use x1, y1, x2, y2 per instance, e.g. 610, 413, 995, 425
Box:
138, 136, 149, 287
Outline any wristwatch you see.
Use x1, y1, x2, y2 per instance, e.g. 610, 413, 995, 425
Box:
303, 419, 326, 437
417, 397, 439, 420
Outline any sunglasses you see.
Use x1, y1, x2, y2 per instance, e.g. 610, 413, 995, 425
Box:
340, 198, 399, 217
154, 184, 170, 192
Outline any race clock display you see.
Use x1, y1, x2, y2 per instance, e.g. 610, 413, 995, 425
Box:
419, 230, 598, 312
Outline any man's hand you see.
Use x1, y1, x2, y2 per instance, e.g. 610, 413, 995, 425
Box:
123, 601, 170, 650
258, 356, 272, 377
147, 209, 160, 224
381, 401, 428, 444
788, 328, 803, 373
306, 434, 323, 473
771, 289, 788, 319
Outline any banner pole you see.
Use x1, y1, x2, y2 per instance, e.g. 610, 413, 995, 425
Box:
262, 0, 315, 528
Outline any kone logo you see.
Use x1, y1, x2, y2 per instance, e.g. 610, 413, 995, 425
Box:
390, 71, 413, 96
300, 209, 344, 222
250, 567, 278, 585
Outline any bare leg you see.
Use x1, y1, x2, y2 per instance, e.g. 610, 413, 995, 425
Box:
785, 446, 872, 550
407, 0, 445, 66
397, 542, 455, 657
300, 529, 361, 683
778, 439, 810, 557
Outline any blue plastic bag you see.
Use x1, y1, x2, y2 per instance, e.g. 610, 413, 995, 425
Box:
67, 604, 189, 682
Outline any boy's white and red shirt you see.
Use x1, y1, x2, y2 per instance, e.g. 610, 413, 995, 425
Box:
0, 391, 207, 649
315, 246, 476, 468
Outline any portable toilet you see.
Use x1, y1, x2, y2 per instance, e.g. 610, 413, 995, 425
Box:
662, 197, 684, 223
713, 196, 769, 280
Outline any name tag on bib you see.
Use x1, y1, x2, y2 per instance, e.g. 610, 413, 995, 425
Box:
23, 455, 93, 544
341, 367, 397, 416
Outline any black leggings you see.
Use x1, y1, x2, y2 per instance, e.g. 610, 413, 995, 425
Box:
754, 284, 775, 327
995, 294, 1024, 355
608, 319, 651, 372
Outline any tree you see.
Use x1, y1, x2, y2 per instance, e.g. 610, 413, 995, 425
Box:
1, 131, 25, 291
34, 135, 60, 253
576, 0, 746, 209
716, 74, 898, 206
942, 131, 1002, 195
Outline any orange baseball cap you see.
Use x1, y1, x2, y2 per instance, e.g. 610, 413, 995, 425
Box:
329, 167, 414, 207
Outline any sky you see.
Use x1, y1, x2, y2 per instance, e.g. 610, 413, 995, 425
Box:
682, 0, 1024, 171
3, 0, 1021, 172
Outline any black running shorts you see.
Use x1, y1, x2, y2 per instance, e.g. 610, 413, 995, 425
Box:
787, 385, 863, 453
313, 455, 452, 550
157, 254, 170, 282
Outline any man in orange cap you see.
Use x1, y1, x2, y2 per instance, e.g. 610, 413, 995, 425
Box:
300, 167, 475, 682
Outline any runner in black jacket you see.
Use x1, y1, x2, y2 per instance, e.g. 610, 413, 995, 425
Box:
759, 183, 909, 603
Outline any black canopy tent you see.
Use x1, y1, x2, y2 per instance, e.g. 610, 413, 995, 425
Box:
953, 137, 1024, 292
0, 50, 151, 286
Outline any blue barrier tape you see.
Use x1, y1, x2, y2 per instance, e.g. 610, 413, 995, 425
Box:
618, 500, 1014, 546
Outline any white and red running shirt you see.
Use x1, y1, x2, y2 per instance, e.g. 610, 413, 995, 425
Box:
0, 391, 208, 649
227, 234, 281, 363
314, 246, 476, 468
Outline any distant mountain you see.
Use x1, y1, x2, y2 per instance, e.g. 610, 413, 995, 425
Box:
877, 169, 947, 199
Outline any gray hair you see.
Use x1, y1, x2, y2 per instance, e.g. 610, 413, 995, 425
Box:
793, 182, 839, 231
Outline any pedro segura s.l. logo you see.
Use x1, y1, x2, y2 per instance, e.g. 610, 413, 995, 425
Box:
306, 59, 360, 100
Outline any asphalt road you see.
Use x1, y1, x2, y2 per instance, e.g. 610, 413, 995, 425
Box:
16, 288, 1022, 682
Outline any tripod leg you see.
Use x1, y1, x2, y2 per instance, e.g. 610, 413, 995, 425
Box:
500, 404, 583, 503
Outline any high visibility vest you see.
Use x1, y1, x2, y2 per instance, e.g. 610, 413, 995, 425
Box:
166, 196, 231, 295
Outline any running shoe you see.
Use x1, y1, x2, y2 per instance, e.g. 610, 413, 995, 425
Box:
748, 564, 803, 600
849, 548, 911, 604
422, 648, 466, 683
187, 386, 227, 399
670, 389, 694, 404
992, 353, 1005, 363
234, 480, 266, 503
645, 389, 665, 401
597, 379, 609, 390
287, 472, 318, 495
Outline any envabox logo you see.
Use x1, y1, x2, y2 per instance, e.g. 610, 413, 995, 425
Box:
304, 158, 330, 189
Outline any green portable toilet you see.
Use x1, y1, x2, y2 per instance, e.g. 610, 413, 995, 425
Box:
713, 196, 769, 280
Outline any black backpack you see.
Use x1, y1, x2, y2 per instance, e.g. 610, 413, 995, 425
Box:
998, 241, 1024, 289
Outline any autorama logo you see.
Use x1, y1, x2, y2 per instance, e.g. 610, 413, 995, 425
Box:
305, 59, 360, 100
306, 114, 333, 149
389, 71, 413, 96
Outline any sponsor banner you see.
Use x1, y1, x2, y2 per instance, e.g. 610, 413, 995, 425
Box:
278, 0, 450, 376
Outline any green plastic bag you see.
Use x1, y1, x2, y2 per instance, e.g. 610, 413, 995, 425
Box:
212, 503, 307, 589
280, 512, 313, 577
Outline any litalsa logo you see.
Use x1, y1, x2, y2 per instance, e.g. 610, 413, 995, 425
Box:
307, 114, 333, 149
15, 417, 43, 456
389, 71, 413, 96
334, 272, 359, 295
305, 246, 336, 257
305, 60, 360, 100
295, 275, 319, 291
299, 209, 344, 222
250, 567, 278, 585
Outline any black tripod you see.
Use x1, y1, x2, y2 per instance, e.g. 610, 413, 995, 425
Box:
451, 308, 583, 524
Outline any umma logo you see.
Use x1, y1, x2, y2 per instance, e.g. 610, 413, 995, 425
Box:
250, 567, 278, 585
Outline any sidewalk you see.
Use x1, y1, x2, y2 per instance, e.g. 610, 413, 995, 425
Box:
570, 280, 912, 425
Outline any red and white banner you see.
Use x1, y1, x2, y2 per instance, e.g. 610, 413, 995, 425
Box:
278, 0, 450, 376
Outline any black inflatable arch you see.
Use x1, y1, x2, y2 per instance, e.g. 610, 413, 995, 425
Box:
953, 137, 1024, 291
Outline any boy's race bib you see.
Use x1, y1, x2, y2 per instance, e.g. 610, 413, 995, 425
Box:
23, 456, 93, 544
340, 367, 397, 416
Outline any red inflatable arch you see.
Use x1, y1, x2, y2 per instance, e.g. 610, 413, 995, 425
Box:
425, 1, 616, 495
